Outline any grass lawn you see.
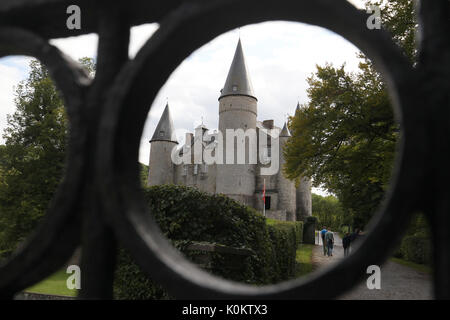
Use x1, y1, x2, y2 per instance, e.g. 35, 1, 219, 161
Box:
390, 257, 432, 274
295, 244, 315, 277
25, 269, 78, 297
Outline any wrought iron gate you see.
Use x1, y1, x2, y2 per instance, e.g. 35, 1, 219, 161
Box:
0, 0, 449, 299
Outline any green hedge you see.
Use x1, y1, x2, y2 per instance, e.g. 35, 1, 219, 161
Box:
114, 185, 303, 299
398, 232, 432, 265
393, 214, 432, 266
266, 219, 303, 281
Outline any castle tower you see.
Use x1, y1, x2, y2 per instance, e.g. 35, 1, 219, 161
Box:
278, 122, 297, 221
147, 103, 178, 186
296, 176, 312, 220
216, 39, 257, 206
294, 102, 313, 220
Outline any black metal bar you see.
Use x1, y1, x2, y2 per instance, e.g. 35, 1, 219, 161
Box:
78, 2, 130, 299
417, 0, 450, 300
0, 0, 448, 300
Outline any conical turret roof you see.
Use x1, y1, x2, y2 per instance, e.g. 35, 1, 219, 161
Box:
296, 102, 300, 112
280, 122, 291, 137
150, 103, 178, 143
219, 39, 256, 100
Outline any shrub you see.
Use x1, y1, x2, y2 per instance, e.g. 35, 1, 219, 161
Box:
393, 213, 432, 265
400, 232, 432, 265
114, 185, 304, 299
266, 219, 303, 281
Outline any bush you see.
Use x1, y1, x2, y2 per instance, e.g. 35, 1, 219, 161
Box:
266, 219, 303, 281
399, 232, 432, 265
393, 214, 432, 265
114, 185, 304, 299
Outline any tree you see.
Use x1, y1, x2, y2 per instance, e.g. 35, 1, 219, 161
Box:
0, 58, 95, 256
284, 0, 415, 228
312, 193, 347, 231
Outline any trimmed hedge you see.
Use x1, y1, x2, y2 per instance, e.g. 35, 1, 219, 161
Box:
114, 185, 303, 299
398, 232, 432, 265
266, 219, 303, 280
393, 214, 432, 266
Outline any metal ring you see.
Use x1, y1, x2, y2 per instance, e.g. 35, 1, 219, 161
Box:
0, 27, 89, 296
98, 0, 425, 298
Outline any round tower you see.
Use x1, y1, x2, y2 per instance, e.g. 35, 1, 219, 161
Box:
148, 103, 178, 186
293, 102, 312, 220
296, 176, 312, 220
277, 122, 297, 221
216, 39, 257, 206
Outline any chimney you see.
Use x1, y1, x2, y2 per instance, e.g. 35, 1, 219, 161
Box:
263, 120, 274, 129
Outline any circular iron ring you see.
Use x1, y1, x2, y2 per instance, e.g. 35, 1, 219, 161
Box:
98, 0, 426, 299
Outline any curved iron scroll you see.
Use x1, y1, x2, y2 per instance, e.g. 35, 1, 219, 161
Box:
0, 0, 449, 299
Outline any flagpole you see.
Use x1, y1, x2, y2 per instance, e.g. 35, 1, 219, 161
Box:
263, 178, 266, 217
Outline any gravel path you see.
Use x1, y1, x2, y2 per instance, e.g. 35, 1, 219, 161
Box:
312, 232, 433, 300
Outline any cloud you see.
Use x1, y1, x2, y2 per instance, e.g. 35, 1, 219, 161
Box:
0, 20, 366, 172
0, 57, 31, 143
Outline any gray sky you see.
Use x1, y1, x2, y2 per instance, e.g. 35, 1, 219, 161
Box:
0, 0, 367, 196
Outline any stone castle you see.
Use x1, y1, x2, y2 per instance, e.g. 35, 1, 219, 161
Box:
147, 39, 312, 221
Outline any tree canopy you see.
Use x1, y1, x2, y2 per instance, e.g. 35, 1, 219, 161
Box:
0, 58, 94, 256
311, 193, 348, 231
284, 0, 415, 228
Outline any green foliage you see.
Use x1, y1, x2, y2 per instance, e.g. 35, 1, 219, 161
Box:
373, 0, 417, 62
114, 248, 169, 300
266, 219, 303, 280
312, 193, 347, 231
284, 63, 397, 228
399, 233, 432, 265
0, 58, 95, 257
139, 163, 149, 187
284, 0, 416, 229
114, 185, 304, 299
394, 213, 432, 266
0, 60, 67, 255
295, 244, 314, 277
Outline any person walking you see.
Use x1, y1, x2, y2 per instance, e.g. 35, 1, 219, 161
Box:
342, 232, 351, 257
325, 229, 334, 257
320, 227, 328, 256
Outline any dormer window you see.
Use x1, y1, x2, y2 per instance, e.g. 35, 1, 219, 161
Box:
159, 131, 165, 137
232, 85, 238, 92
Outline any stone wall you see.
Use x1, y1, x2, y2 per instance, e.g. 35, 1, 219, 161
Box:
265, 209, 288, 221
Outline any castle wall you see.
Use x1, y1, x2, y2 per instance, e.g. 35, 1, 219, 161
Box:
174, 163, 217, 194
265, 210, 289, 221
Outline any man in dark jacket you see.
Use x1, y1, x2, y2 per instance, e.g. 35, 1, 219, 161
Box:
342, 232, 351, 257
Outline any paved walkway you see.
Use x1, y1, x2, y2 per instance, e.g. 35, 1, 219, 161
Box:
312, 232, 433, 300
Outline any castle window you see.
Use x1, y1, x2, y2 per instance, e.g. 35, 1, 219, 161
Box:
193, 164, 198, 175
182, 165, 187, 176
265, 196, 271, 210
